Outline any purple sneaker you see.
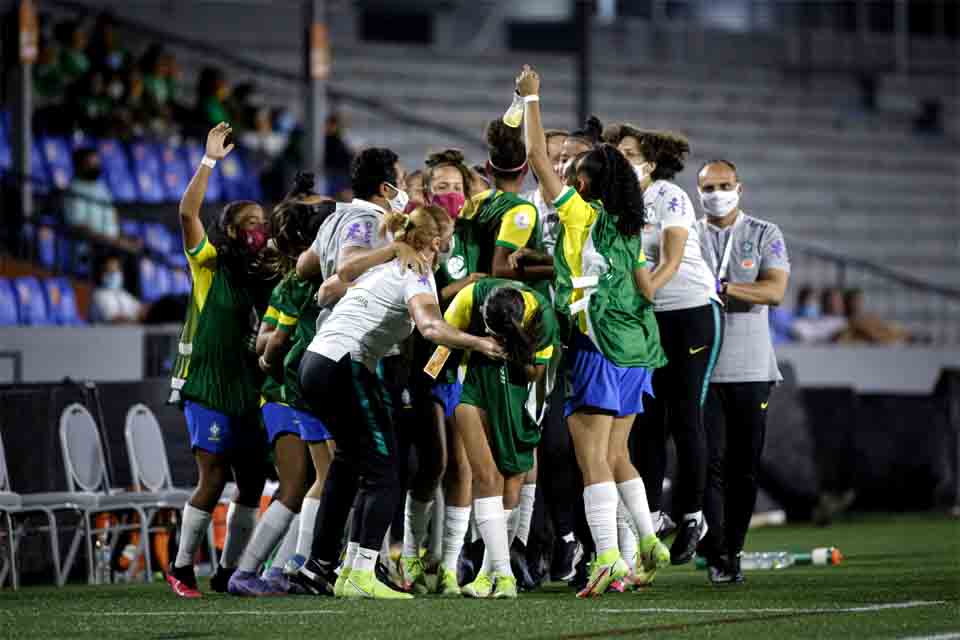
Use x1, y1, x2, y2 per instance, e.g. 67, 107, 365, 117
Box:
261, 567, 293, 594
227, 570, 286, 597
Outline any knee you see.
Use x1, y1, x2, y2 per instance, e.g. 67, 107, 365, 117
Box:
277, 485, 306, 512
473, 464, 502, 497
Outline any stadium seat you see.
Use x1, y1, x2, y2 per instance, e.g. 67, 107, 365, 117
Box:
43, 278, 83, 326
172, 268, 191, 295
97, 139, 139, 203
219, 150, 261, 201
182, 143, 224, 202
30, 140, 52, 195
119, 219, 143, 243
38, 136, 74, 190
0, 123, 10, 173
0, 279, 18, 326
154, 264, 173, 299
167, 251, 188, 269
129, 141, 166, 204
138, 257, 159, 302
160, 143, 191, 201
13, 277, 51, 325
143, 222, 174, 256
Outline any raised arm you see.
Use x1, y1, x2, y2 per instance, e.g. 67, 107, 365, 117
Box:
518, 65, 564, 203
180, 123, 233, 251
408, 294, 505, 359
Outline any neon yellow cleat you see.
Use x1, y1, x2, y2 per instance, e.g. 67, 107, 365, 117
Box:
340, 569, 413, 600
634, 535, 671, 587
461, 571, 494, 599
576, 550, 623, 598
434, 566, 461, 597
400, 556, 428, 594
491, 574, 518, 599
333, 567, 351, 597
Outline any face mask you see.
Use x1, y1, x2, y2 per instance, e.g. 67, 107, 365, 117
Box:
102, 271, 123, 290
432, 192, 466, 220
239, 224, 269, 253
633, 163, 652, 183
385, 183, 409, 213
699, 187, 740, 218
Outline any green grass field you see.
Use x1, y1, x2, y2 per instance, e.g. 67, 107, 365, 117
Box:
2, 513, 958, 639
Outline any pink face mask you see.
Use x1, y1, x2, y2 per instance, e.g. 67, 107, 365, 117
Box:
432, 192, 466, 219
239, 224, 269, 253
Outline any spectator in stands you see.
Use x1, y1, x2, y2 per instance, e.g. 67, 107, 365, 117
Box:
70, 70, 113, 135
34, 38, 66, 100
195, 67, 231, 131
65, 148, 118, 240
87, 12, 129, 73
141, 44, 181, 114
240, 106, 285, 176
836, 288, 911, 345
324, 113, 355, 200
405, 169, 426, 208
90, 255, 142, 324
791, 287, 848, 344
54, 20, 89, 84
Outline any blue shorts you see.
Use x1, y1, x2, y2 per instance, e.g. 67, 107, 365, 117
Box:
262, 402, 332, 444
564, 334, 655, 418
430, 381, 463, 419
184, 401, 265, 455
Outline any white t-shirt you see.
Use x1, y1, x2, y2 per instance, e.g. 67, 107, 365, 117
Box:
90, 287, 141, 323
642, 180, 718, 312
308, 259, 438, 372
521, 187, 560, 257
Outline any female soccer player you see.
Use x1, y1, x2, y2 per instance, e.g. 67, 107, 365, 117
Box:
604, 124, 723, 569
448, 279, 560, 600
166, 123, 277, 598
297, 205, 505, 599
518, 66, 671, 598
227, 176, 337, 596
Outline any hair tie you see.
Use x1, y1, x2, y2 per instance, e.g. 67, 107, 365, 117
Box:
487, 157, 528, 173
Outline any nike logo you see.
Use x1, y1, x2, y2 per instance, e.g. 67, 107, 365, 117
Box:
761, 402, 769, 410
689, 346, 708, 355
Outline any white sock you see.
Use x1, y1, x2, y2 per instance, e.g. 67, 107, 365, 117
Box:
343, 541, 359, 571
238, 502, 294, 573
683, 510, 703, 526
272, 514, 300, 571
297, 497, 321, 558
174, 504, 212, 569
618, 478, 655, 538
353, 546, 378, 573
427, 488, 444, 560
220, 502, 258, 569
402, 493, 434, 558
485, 507, 515, 574
474, 497, 512, 577
441, 505, 471, 572
470, 510, 481, 542
583, 482, 619, 556
515, 485, 536, 546
617, 501, 638, 568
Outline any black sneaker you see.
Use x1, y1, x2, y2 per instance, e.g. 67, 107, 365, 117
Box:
730, 552, 745, 584
656, 513, 678, 540
289, 558, 337, 596
459, 539, 485, 585
210, 566, 235, 593
706, 554, 736, 585
670, 517, 708, 565
510, 540, 540, 592
551, 536, 583, 582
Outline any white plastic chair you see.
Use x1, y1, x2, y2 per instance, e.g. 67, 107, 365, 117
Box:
124, 403, 218, 570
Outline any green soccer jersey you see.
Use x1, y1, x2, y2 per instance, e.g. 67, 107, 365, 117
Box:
552, 187, 667, 369
259, 273, 320, 411
171, 236, 269, 416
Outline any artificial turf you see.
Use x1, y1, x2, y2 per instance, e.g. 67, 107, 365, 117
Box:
2, 513, 958, 639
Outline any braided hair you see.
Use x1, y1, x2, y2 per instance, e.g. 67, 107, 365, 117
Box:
481, 286, 544, 366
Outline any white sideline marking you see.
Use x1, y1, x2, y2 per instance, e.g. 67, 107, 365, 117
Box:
599, 600, 947, 615
81, 610, 344, 617
897, 634, 960, 640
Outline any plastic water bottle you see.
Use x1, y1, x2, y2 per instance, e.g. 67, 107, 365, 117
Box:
739, 551, 795, 570
502, 92, 524, 128
794, 547, 844, 566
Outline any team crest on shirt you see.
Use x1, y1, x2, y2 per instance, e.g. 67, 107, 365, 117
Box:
209, 423, 221, 442
741, 240, 754, 254
447, 255, 466, 279
514, 211, 532, 230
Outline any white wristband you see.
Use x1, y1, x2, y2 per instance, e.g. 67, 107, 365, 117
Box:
523, 95, 540, 104
200, 155, 217, 169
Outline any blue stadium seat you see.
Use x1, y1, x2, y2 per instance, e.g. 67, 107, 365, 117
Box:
35, 217, 59, 271
129, 141, 166, 203
71, 130, 94, 151
155, 264, 173, 299
30, 140, 52, 195
138, 257, 159, 302
160, 143, 191, 201
43, 277, 83, 326
167, 251, 188, 269
182, 142, 224, 202
38, 136, 74, 190
120, 219, 143, 243
172, 268, 191, 295
0, 122, 10, 173
0, 279, 18, 326
97, 139, 139, 203
144, 222, 174, 256
13, 276, 51, 325
219, 150, 261, 201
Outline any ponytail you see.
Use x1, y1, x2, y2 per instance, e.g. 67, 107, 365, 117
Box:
381, 205, 451, 251
482, 287, 543, 365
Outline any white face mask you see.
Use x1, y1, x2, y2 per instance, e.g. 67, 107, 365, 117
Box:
385, 183, 409, 213
633, 163, 652, 183
699, 187, 740, 218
